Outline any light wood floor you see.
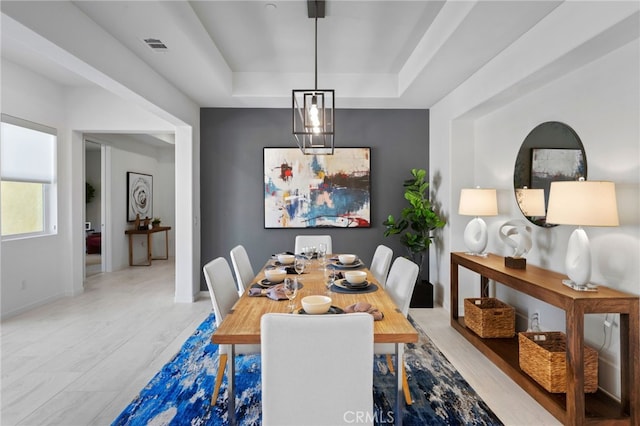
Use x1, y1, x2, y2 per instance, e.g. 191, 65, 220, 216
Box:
1, 260, 560, 426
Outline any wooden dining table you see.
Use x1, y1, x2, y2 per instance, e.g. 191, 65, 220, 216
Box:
212, 254, 418, 425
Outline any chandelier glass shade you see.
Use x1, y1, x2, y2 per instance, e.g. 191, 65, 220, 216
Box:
292, 1, 334, 155
293, 90, 334, 155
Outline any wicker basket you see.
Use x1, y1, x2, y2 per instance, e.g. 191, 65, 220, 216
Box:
464, 298, 515, 338
518, 332, 598, 393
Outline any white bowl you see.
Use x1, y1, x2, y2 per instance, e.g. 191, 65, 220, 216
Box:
338, 254, 357, 265
344, 270, 367, 285
264, 268, 286, 283
277, 254, 295, 265
301, 295, 332, 314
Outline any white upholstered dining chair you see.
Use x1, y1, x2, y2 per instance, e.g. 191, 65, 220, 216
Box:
374, 256, 419, 405
229, 244, 254, 295
369, 244, 393, 287
203, 257, 260, 405
261, 313, 374, 426
294, 234, 332, 254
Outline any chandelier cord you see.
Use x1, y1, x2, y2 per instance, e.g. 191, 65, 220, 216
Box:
315, 11, 318, 91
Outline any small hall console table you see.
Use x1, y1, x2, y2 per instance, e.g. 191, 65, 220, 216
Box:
450, 252, 638, 426
124, 226, 171, 266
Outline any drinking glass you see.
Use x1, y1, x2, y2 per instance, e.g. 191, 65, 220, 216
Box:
318, 243, 327, 270
294, 256, 306, 276
283, 278, 298, 313
324, 266, 334, 295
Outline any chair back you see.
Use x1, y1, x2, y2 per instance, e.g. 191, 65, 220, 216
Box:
230, 244, 254, 294
370, 244, 393, 287
294, 235, 332, 254
385, 257, 419, 316
202, 257, 240, 327
261, 313, 374, 426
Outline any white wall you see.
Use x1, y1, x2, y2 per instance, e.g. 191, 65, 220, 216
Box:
430, 3, 639, 401
475, 40, 639, 398
1, 60, 71, 316
3, 2, 201, 305
1, 60, 179, 317
108, 146, 175, 269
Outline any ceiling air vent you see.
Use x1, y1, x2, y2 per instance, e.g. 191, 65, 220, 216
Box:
143, 38, 168, 52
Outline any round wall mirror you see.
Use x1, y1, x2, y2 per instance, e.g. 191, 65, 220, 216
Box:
513, 121, 587, 227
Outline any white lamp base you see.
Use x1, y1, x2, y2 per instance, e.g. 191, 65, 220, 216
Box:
563, 227, 596, 291
464, 217, 488, 257
562, 279, 598, 292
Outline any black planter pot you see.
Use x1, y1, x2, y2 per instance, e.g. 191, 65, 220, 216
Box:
410, 280, 434, 308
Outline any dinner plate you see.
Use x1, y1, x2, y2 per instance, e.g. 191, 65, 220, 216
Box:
258, 278, 281, 287
333, 278, 371, 290
273, 261, 294, 266
330, 259, 364, 269
297, 306, 344, 315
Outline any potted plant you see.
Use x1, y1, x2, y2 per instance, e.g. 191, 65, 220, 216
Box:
152, 217, 161, 227
86, 182, 96, 204
383, 168, 446, 307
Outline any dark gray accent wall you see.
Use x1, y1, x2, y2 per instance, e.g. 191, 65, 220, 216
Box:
200, 108, 429, 289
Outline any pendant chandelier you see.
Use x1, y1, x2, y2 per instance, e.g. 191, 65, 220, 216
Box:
292, 0, 334, 155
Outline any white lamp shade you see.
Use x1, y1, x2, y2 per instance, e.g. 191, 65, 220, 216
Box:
546, 181, 619, 226
515, 188, 546, 217
458, 188, 498, 216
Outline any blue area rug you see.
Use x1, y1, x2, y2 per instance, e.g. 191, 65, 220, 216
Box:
113, 313, 503, 425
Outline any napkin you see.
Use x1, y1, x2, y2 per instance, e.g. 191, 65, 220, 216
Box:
330, 271, 344, 280
344, 302, 384, 321
248, 284, 287, 300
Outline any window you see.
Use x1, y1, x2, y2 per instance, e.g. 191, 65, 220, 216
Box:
1, 115, 57, 238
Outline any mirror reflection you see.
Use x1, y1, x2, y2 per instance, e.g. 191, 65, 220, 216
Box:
513, 121, 587, 227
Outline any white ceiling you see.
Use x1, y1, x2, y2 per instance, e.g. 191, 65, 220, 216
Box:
2, 0, 566, 109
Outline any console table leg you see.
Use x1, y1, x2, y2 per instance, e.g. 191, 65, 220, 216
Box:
128, 235, 133, 266
147, 233, 152, 265
621, 301, 640, 423
451, 263, 459, 320
481, 276, 489, 297
565, 304, 586, 425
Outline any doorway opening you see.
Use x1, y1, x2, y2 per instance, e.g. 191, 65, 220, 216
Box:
85, 140, 104, 277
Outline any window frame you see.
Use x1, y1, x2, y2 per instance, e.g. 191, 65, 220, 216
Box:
1, 114, 58, 240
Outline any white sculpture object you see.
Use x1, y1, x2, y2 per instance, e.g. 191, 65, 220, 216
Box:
499, 220, 533, 258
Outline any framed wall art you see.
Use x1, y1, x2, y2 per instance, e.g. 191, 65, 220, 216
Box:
127, 171, 153, 222
264, 147, 371, 228
530, 148, 586, 205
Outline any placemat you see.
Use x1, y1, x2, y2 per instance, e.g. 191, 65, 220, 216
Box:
330, 283, 378, 294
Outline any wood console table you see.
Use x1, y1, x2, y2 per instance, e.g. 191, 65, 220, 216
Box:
124, 226, 171, 266
450, 252, 639, 425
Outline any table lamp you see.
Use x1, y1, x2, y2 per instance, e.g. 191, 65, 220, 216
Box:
515, 187, 546, 217
459, 188, 498, 257
545, 179, 619, 291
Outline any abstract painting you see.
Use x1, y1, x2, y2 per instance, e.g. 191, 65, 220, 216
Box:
264, 148, 371, 228
531, 148, 585, 206
127, 172, 153, 222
